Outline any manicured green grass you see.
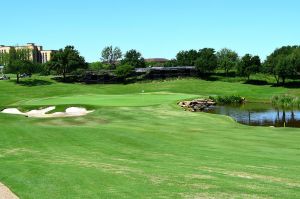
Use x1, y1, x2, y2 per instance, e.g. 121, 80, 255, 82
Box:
0, 76, 299, 198
16, 93, 199, 107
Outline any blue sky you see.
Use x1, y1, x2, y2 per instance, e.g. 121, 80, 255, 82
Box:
1, 0, 300, 62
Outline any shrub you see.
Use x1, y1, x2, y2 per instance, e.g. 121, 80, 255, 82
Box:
209, 95, 245, 104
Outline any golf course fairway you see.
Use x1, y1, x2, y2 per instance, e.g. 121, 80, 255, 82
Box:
0, 77, 299, 198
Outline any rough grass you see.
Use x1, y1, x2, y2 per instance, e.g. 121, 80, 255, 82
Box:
272, 94, 300, 108
0, 76, 299, 198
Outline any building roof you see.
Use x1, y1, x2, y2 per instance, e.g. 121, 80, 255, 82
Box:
135, 66, 195, 73
40, 50, 57, 52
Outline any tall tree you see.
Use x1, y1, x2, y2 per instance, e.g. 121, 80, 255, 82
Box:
0, 52, 9, 66
121, 49, 145, 68
5, 48, 36, 83
237, 54, 261, 80
163, 59, 178, 67
7, 60, 34, 83
195, 48, 217, 74
265, 46, 300, 85
8, 48, 18, 63
216, 48, 239, 75
294, 48, 300, 74
176, 50, 199, 66
275, 55, 297, 85
49, 46, 87, 81
101, 46, 122, 68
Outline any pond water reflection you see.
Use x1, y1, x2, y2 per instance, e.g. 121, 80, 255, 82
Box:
205, 103, 300, 128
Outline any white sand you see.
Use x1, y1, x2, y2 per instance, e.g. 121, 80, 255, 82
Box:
1, 108, 25, 115
1, 106, 94, 118
66, 107, 94, 116
26, 106, 56, 116
0, 182, 19, 199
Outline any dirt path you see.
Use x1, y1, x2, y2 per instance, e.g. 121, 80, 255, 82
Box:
0, 183, 19, 199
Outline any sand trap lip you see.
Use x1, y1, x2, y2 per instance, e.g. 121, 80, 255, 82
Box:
0, 182, 19, 199
1, 106, 94, 118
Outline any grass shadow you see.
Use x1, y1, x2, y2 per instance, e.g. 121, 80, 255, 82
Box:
16, 79, 53, 87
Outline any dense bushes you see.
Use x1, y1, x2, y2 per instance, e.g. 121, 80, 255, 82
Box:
114, 64, 134, 80
209, 95, 245, 104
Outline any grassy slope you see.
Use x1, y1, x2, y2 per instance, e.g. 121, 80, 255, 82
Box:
0, 77, 299, 198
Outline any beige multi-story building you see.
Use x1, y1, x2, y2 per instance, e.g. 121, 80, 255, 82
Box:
0, 43, 56, 64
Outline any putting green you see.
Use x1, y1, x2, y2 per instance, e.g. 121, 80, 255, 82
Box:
18, 93, 199, 107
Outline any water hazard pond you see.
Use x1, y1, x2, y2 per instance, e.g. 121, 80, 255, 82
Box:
204, 103, 300, 128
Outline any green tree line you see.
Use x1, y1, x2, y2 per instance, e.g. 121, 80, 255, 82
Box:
1, 45, 300, 85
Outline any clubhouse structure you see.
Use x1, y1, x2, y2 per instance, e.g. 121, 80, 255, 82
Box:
0, 43, 56, 64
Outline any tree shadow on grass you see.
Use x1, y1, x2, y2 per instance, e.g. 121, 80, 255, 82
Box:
51, 76, 81, 83
197, 73, 220, 81
197, 72, 237, 82
16, 79, 53, 87
282, 81, 300, 89
203, 76, 220, 81
270, 81, 300, 88
243, 79, 270, 86
214, 72, 237, 78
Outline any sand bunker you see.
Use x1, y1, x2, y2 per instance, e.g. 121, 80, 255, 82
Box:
0, 182, 19, 199
1, 106, 94, 118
